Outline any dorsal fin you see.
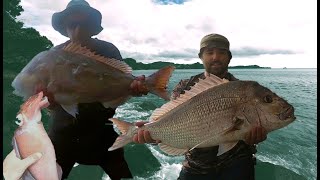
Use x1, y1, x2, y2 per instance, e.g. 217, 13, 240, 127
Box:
63, 42, 132, 74
149, 74, 229, 122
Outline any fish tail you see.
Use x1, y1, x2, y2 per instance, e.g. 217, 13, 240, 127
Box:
146, 66, 175, 101
108, 118, 135, 151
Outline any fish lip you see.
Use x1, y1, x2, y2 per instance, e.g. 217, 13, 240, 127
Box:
278, 106, 295, 121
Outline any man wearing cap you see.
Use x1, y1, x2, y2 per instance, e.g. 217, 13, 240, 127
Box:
47, 0, 147, 179
133, 33, 267, 179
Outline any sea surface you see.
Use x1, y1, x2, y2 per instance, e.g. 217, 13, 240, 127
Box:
3, 68, 317, 180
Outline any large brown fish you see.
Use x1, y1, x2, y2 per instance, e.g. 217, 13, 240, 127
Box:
108, 74, 296, 156
12, 42, 175, 117
13, 91, 61, 180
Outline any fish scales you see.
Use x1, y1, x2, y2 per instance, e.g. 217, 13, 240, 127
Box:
109, 75, 296, 156
143, 88, 243, 147
12, 42, 175, 117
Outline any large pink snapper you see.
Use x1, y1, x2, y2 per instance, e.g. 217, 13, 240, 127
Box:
108, 75, 296, 156
12, 91, 61, 180
11, 42, 175, 117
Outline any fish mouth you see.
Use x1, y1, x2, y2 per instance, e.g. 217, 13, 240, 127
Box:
278, 106, 295, 121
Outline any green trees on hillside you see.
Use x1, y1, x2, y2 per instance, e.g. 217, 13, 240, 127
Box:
4, 0, 53, 71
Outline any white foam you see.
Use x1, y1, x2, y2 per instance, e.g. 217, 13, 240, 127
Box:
148, 145, 184, 163
115, 103, 152, 121
101, 144, 184, 180
143, 163, 182, 180
102, 163, 182, 180
257, 154, 302, 176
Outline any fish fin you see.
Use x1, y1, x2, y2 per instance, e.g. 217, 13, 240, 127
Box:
102, 96, 131, 109
108, 118, 135, 151
108, 135, 132, 151
68, 25, 81, 42
189, 138, 215, 151
149, 74, 228, 122
188, 117, 245, 152
214, 118, 246, 156
158, 143, 189, 156
223, 116, 246, 134
61, 104, 78, 118
217, 142, 238, 156
145, 66, 175, 101
109, 118, 134, 135
63, 42, 132, 74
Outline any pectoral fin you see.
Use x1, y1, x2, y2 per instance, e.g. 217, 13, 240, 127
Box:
217, 142, 238, 156
189, 117, 246, 152
224, 116, 246, 133
102, 96, 131, 109
214, 117, 247, 156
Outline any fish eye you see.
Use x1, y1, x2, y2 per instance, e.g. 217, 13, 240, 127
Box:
264, 95, 273, 103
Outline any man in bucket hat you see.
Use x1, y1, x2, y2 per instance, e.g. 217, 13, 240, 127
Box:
133, 33, 268, 180
47, 0, 147, 179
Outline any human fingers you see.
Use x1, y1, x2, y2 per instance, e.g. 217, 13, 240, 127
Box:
130, 80, 139, 92
143, 130, 156, 143
137, 129, 146, 143
135, 75, 145, 81
20, 152, 42, 169
133, 134, 139, 143
260, 127, 267, 141
255, 126, 263, 144
245, 128, 254, 145
135, 121, 147, 127
39, 97, 50, 109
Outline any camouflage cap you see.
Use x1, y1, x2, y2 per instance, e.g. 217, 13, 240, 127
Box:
200, 33, 230, 50
199, 33, 232, 59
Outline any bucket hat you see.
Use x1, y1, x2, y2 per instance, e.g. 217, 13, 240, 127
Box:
52, 0, 103, 37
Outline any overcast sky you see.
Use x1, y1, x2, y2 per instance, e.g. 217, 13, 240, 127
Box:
17, 0, 317, 68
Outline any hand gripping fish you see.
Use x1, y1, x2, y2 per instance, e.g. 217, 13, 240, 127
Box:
12, 91, 62, 180
108, 74, 296, 156
12, 42, 175, 117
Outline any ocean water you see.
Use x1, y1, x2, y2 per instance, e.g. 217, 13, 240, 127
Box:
3, 68, 317, 180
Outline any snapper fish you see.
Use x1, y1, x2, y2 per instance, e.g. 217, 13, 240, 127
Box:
13, 91, 61, 180
108, 74, 296, 156
12, 42, 175, 117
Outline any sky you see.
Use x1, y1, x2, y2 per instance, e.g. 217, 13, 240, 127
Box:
17, 0, 317, 68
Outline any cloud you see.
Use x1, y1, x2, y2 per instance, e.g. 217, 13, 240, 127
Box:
232, 47, 297, 57
16, 0, 317, 68
121, 48, 197, 62
153, 0, 189, 5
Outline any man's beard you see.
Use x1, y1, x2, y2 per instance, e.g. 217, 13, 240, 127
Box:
205, 63, 228, 77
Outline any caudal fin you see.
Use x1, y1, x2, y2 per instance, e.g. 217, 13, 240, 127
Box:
145, 66, 175, 101
108, 118, 135, 151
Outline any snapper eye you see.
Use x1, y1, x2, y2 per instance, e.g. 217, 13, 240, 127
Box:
264, 95, 273, 103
